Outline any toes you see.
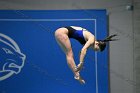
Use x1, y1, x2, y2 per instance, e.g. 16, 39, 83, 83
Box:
74, 75, 86, 84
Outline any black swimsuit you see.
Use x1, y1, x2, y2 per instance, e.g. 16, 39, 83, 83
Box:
64, 26, 86, 45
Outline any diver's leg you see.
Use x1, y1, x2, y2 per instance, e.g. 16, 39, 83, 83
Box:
55, 30, 85, 84
55, 30, 78, 76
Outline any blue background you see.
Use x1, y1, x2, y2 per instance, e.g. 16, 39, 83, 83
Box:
0, 10, 108, 93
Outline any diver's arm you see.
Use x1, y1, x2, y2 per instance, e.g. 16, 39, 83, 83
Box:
75, 37, 94, 72
80, 38, 94, 63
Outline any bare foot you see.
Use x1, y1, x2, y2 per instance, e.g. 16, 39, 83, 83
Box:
74, 75, 85, 84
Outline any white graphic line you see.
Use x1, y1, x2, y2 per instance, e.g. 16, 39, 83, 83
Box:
0, 19, 96, 21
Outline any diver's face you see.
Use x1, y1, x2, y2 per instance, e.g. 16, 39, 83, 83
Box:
93, 41, 100, 51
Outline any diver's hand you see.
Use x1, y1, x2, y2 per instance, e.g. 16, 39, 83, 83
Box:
75, 62, 84, 72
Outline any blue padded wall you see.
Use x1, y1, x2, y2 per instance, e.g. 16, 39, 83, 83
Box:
0, 10, 108, 93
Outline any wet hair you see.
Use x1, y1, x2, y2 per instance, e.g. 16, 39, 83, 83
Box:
97, 34, 118, 52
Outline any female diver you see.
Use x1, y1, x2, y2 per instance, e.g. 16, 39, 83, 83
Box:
55, 26, 117, 84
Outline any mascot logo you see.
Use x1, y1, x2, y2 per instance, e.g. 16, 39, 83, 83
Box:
0, 33, 26, 81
